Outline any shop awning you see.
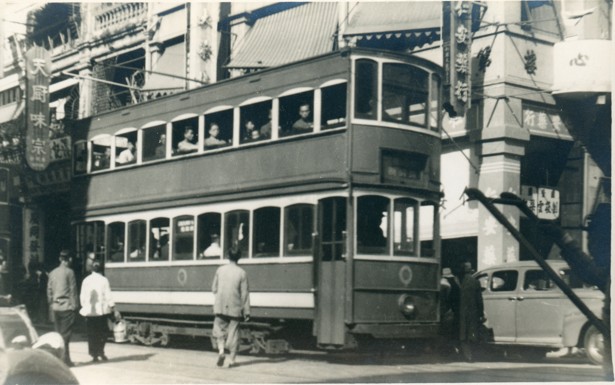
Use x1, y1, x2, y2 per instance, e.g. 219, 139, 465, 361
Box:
343, 2, 441, 48
142, 42, 186, 91
226, 2, 338, 70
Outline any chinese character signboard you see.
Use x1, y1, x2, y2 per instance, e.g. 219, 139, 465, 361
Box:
553, 40, 611, 97
25, 46, 52, 171
522, 104, 573, 139
443, 1, 473, 117
521, 185, 560, 220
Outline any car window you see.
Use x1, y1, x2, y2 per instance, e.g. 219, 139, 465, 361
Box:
491, 270, 518, 292
524, 270, 553, 291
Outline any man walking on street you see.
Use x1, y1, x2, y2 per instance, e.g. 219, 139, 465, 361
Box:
459, 261, 485, 362
47, 250, 78, 366
212, 247, 250, 368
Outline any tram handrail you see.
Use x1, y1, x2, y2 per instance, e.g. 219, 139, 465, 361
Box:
464, 187, 610, 338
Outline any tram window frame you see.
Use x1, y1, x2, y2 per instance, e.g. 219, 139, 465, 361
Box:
107, 222, 126, 263
90, 135, 112, 172
172, 116, 199, 156
356, 195, 390, 256
321, 83, 347, 130
73, 221, 105, 269
240, 100, 273, 143
224, 210, 250, 259
73, 141, 88, 175
354, 59, 378, 120
127, 220, 146, 262
204, 110, 233, 150
197, 213, 222, 259
419, 202, 436, 258
115, 130, 138, 167
149, 217, 170, 261
393, 198, 417, 256
382, 63, 429, 127
142, 124, 167, 162
279, 90, 315, 138
284, 204, 314, 256
253, 207, 281, 258
173, 215, 195, 261
320, 197, 347, 262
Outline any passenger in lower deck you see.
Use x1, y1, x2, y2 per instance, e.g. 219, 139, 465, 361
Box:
200, 234, 221, 258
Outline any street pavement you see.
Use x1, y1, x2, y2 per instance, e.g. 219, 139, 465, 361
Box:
63, 334, 608, 384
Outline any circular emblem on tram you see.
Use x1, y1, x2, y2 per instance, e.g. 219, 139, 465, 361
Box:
177, 268, 188, 286
399, 265, 413, 287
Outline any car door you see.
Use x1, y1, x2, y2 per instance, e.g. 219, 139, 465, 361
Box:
515, 267, 579, 346
482, 269, 519, 343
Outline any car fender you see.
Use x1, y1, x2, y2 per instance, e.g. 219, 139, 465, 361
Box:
2, 348, 79, 385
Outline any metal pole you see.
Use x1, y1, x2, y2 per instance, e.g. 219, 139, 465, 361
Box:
464, 187, 609, 338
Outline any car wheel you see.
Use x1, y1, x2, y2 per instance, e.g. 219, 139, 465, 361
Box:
584, 325, 604, 366
4, 349, 79, 385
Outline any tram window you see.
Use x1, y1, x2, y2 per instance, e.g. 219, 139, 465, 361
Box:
285, 204, 314, 256
91, 136, 111, 171
224, 210, 249, 259
107, 222, 125, 262
73, 221, 105, 271
240, 100, 273, 143
357, 196, 389, 255
142, 124, 167, 162
382, 63, 428, 127
204, 110, 232, 150
419, 203, 436, 258
253, 207, 280, 258
127, 220, 146, 262
321, 83, 347, 130
354, 59, 378, 120
429, 75, 441, 132
197, 213, 222, 259
149, 217, 170, 261
73, 141, 87, 174
115, 131, 137, 167
172, 117, 199, 156
320, 197, 346, 261
173, 215, 195, 260
279, 91, 314, 137
393, 199, 417, 256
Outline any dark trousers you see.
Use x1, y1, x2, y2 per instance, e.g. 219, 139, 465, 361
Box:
53, 310, 76, 365
85, 315, 109, 358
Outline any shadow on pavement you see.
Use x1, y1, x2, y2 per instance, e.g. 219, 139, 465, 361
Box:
75, 353, 156, 367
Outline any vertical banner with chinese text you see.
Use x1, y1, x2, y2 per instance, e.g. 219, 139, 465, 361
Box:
443, 1, 473, 117
25, 46, 52, 171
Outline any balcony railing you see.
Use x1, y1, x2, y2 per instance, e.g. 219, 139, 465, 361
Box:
94, 3, 147, 33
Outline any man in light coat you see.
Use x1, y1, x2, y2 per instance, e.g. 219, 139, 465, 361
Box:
47, 250, 78, 366
212, 247, 250, 368
80, 261, 120, 362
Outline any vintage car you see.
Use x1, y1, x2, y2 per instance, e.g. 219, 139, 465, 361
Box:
0, 305, 78, 385
475, 260, 605, 365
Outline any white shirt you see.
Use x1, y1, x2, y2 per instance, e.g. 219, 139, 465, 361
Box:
80, 272, 115, 317
203, 242, 221, 257
116, 148, 135, 164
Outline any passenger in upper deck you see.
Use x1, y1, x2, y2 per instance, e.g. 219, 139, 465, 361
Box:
204, 123, 228, 149
260, 110, 272, 139
177, 127, 199, 154
241, 120, 258, 143
154, 133, 167, 158
290, 103, 313, 135
116, 141, 136, 165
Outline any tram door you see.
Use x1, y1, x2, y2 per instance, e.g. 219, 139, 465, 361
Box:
314, 197, 347, 345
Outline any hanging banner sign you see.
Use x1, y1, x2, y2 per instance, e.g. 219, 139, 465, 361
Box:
521, 185, 560, 220
443, 1, 474, 117
25, 46, 52, 171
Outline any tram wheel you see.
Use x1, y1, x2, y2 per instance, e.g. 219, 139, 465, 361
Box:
160, 333, 170, 347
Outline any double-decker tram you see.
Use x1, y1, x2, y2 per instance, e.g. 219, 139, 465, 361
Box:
70, 48, 443, 352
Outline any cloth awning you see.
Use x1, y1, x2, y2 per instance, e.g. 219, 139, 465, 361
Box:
226, 2, 338, 69
343, 2, 441, 48
142, 42, 186, 91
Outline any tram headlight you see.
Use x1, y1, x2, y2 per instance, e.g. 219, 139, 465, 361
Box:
398, 294, 416, 318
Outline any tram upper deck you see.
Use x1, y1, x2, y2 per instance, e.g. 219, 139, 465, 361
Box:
71, 48, 442, 217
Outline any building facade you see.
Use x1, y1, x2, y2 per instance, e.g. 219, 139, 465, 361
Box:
0, 1, 610, 290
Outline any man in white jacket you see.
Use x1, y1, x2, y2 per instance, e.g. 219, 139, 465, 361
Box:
80, 261, 120, 362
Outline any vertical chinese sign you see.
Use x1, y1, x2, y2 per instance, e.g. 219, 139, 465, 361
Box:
25, 46, 52, 171
443, 1, 473, 117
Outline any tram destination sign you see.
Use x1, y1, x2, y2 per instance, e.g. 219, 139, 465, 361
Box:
25, 46, 52, 171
